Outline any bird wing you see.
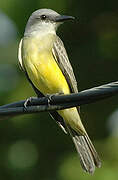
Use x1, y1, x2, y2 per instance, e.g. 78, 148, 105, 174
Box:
52, 36, 101, 173
52, 36, 78, 93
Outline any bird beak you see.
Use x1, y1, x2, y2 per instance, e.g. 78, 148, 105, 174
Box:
55, 15, 75, 22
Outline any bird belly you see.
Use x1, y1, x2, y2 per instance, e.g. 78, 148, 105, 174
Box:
22, 37, 85, 134
23, 47, 70, 95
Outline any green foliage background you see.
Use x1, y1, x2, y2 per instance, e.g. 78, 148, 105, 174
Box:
0, 0, 118, 179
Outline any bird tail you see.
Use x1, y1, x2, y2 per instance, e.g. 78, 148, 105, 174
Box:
68, 128, 101, 174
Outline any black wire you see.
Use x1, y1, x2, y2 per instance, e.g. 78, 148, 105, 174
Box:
0, 81, 118, 117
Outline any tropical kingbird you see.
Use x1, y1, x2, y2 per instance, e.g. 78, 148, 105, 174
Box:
18, 8, 101, 173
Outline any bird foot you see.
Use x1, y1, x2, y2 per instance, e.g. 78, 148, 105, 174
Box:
46, 93, 64, 106
24, 97, 38, 109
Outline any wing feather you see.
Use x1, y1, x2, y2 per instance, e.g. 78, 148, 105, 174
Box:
52, 36, 78, 93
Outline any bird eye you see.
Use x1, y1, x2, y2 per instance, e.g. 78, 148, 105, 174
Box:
40, 15, 47, 20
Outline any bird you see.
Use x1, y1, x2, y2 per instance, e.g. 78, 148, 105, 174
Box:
18, 8, 101, 174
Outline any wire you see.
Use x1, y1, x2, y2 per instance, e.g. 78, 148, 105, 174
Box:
0, 81, 118, 117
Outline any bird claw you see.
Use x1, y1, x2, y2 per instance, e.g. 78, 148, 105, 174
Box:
46, 94, 54, 106
46, 92, 63, 106
24, 97, 37, 109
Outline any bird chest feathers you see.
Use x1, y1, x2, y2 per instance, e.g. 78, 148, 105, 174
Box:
22, 35, 70, 95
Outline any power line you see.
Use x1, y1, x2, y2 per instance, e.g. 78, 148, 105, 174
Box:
0, 81, 118, 117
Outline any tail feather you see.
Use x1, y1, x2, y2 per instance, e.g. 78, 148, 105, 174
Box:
68, 128, 101, 174
84, 134, 101, 168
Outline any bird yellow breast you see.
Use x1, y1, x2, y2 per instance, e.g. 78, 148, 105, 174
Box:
22, 35, 84, 134
22, 35, 70, 95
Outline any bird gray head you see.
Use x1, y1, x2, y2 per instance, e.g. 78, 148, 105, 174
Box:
24, 8, 75, 36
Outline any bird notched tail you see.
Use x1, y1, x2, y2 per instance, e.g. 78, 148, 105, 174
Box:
68, 128, 101, 174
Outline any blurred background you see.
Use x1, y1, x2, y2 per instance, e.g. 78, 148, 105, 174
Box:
0, 0, 118, 179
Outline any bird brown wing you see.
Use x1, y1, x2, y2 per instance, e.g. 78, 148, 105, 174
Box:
52, 36, 78, 93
